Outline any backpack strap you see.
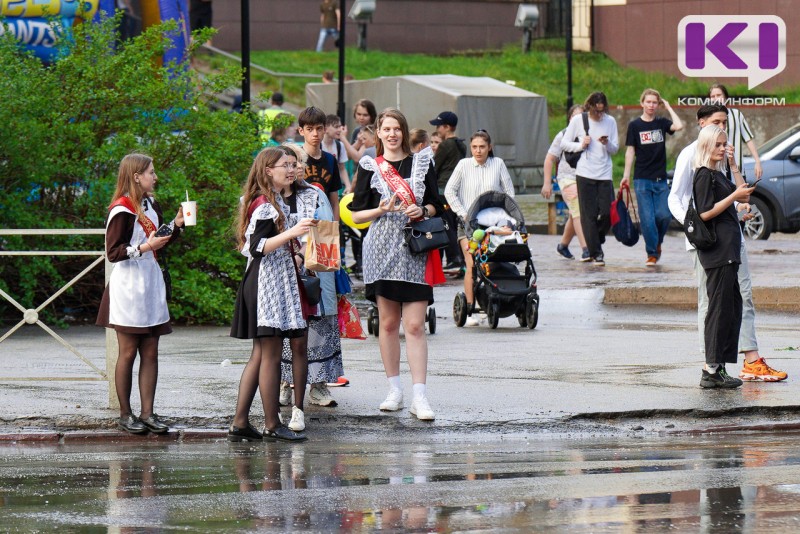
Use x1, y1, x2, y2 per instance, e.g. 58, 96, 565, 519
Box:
581, 112, 590, 135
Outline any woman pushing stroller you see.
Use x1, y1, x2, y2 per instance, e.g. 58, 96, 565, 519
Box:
444, 130, 515, 326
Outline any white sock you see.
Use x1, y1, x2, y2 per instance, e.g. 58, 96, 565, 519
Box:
388, 375, 402, 391
412, 383, 426, 399
706, 364, 720, 373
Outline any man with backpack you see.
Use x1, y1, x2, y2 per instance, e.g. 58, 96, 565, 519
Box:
430, 111, 467, 273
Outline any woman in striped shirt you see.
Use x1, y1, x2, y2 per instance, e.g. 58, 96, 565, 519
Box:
445, 130, 515, 322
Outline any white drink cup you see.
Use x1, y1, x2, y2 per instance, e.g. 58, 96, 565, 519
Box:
182, 201, 197, 226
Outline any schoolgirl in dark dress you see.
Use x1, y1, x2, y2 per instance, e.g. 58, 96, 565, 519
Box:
349, 108, 444, 421
692, 125, 756, 389
228, 147, 317, 442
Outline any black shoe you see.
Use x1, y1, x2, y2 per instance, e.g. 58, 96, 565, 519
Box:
262, 424, 307, 442
118, 414, 147, 434
700, 366, 743, 389
592, 253, 605, 266
227, 423, 263, 442
140, 414, 169, 434
443, 261, 462, 273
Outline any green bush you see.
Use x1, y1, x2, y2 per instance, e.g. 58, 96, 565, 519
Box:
0, 16, 258, 325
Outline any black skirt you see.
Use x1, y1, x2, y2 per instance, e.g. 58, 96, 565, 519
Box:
366, 280, 433, 305
230, 261, 306, 340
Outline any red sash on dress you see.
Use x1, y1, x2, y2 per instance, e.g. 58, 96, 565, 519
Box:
109, 196, 159, 259
373, 156, 446, 287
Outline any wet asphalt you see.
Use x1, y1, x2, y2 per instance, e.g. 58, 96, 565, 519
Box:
4, 432, 800, 531
1, 231, 799, 436
1, 231, 800, 530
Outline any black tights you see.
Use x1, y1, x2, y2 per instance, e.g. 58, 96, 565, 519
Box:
232, 333, 307, 431
115, 332, 160, 418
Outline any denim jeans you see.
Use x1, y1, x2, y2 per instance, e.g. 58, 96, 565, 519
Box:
634, 178, 671, 257
691, 239, 758, 354
316, 28, 339, 52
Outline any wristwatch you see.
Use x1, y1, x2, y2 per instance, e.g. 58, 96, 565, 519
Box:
422, 205, 430, 218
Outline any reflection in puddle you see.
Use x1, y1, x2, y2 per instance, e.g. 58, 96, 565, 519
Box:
4, 435, 800, 530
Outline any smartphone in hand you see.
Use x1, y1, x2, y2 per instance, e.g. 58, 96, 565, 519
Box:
747, 178, 762, 188
154, 224, 173, 237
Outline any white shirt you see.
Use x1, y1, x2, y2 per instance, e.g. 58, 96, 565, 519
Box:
727, 107, 754, 172
547, 129, 577, 182
322, 138, 348, 164
561, 113, 619, 180
444, 156, 515, 219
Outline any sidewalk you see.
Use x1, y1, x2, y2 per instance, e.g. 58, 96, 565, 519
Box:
1, 232, 798, 439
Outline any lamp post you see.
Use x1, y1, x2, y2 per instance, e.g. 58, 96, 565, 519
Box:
349, 0, 376, 51
336, 0, 346, 123
241, 0, 250, 106
515, 4, 539, 54
566, 0, 573, 110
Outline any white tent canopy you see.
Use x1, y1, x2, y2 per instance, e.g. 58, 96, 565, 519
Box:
306, 74, 549, 177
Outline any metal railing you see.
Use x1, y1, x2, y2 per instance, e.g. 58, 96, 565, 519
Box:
200, 44, 322, 93
0, 228, 118, 407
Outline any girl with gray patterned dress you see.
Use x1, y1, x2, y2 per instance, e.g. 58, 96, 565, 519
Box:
349, 108, 444, 421
228, 148, 317, 443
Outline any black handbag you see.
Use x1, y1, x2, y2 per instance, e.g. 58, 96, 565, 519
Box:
683, 196, 716, 250
299, 274, 321, 305
404, 217, 449, 254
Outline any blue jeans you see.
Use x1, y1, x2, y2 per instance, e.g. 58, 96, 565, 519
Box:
316, 28, 339, 52
634, 178, 671, 257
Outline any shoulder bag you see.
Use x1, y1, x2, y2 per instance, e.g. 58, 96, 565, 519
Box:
611, 183, 640, 247
683, 170, 717, 250
563, 112, 590, 168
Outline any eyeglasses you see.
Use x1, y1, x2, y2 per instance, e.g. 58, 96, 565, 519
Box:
270, 162, 298, 170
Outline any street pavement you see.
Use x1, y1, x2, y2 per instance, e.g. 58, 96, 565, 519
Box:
1, 231, 798, 438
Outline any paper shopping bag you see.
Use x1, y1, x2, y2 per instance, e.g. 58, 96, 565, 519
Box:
305, 220, 341, 272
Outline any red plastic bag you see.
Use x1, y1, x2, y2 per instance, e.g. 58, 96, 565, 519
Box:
424, 249, 447, 286
338, 296, 366, 340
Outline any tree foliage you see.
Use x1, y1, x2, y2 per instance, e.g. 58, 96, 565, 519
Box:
0, 16, 259, 325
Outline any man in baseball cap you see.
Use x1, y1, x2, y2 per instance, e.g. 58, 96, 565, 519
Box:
429, 111, 466, 273
429, 111, 458, 128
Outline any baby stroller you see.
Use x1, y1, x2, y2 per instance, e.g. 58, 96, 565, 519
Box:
452, 191, 539, 329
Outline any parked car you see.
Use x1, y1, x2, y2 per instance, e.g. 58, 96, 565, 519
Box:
741, 123, 800, 240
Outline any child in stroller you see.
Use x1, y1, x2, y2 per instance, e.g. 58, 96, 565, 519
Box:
453, 191, 539, 329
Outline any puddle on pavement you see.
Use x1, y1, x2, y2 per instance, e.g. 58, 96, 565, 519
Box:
3, 433, 800, 530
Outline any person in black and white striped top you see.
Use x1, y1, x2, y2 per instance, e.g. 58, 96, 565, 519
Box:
445, 130, 515, 324
709, 84, 763, 180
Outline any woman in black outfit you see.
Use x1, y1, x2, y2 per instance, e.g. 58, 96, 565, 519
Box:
692, 125, 755, 389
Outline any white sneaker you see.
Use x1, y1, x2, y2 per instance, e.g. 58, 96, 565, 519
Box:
279, 381, 292, 406
379, 387, 404, 411
288, 406, 305, 432
308, 382, 337, 406
410, 395, 435, 421
465, 317, 480, 327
